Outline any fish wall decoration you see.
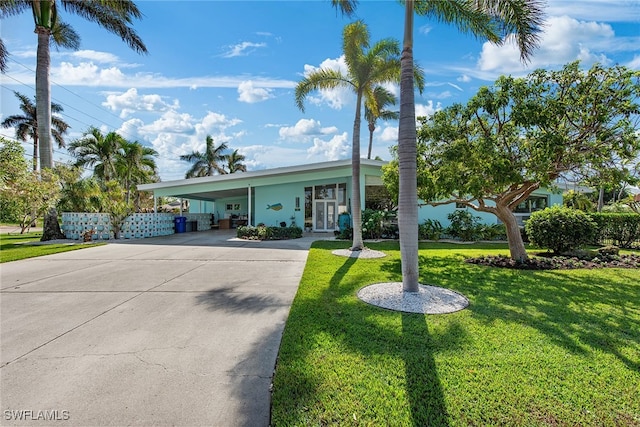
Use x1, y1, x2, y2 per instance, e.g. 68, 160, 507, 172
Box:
267, 203, 283, 211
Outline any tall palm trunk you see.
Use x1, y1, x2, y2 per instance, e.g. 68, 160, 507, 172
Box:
351, 91, 364, 250
367, 122, 375, 159
32, 134, 38, 171
36, 25, 64, 240
35, 27, 52, 169
397, 0, 420, 292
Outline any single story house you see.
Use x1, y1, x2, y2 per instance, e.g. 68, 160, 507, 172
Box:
138, 159, 562, 232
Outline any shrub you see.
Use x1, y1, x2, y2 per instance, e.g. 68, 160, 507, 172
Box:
237, 225, 302, 240
446, 210, 482, 241
477, 223, 507, 241
525, 206, 597, 254
335, 227, 353, 240
419, 219, 444, 240
361, 209, 397, 239
589, 212, 640, 248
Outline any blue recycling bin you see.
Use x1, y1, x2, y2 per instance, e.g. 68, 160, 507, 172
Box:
338, 212, 352, 232
174, 216, 186, 233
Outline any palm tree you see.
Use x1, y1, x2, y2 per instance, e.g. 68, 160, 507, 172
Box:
296, 21, 423, 251
365, 86, 398, 160
326, 0, 546, 300
180, 135, 229, 178
224, 149, 247, 174
395, 0, 545, 292
1, 91, 69, 171
1, 1, 146, 170
1, 0, 147, 241
68, 127, 125, 182
116, 140, 158, 206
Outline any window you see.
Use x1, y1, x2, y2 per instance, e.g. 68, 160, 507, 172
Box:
225, 203, 233, 211
515, 195, 548, 213
305, 187, 312, 224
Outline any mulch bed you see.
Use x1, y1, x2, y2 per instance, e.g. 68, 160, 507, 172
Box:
466, 253, 640, 270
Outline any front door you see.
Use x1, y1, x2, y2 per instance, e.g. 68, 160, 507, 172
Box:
314, 200, 336, 232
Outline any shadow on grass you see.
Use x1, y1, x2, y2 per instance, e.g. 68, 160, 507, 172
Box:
401, 313, 450, 426
381, 252, 639, 372
273, 242, 463, 425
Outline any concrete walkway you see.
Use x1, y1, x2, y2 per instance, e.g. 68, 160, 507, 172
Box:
1, 230, 327, 426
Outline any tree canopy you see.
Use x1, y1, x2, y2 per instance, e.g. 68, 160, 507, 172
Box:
383, 61, 640, 261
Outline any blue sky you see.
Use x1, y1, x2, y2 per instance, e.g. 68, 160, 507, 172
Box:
1, 1, 639, 181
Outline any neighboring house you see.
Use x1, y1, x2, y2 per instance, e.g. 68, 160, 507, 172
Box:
138, 159, 562, 231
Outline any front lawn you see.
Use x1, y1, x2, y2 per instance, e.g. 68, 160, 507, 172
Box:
271, 241, 640, 426
0, 232, 103, 263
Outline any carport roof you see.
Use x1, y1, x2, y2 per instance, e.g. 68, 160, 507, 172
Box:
138, 159, 386, 202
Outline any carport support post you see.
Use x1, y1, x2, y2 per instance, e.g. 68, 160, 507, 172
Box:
248, 185, 252, 227
154, 196, 157, 213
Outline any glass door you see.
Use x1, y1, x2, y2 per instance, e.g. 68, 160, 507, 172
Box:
314, 200, 337, 232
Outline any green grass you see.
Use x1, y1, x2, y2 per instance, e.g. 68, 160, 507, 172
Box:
271, 241, 640, 426
0, 232, 103, 263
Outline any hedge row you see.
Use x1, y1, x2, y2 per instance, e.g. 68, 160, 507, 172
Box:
236, 225, 303, 240
589, 213, 640, 248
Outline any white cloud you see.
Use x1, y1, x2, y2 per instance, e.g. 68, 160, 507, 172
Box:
478, 16, 618, 73
302, 55, 353, 110
379, 126, 398, 143
415, 101, 442, 119
279, 118, 338, 140
3, 60, 297, 89
419, 25, 432, 35
222, 41, 267, 58
199, 111, 242, 132
628, 55, 640, 70
140, 110, 196, 135
237, 80, 275, 103
457, 74, 472, 83
72, 50, 120, 64
55, 61, 128, 86
116, 118, 146, 142
546, 0, 640, 22
102, 88, 178, 118
307, 132, 350, 161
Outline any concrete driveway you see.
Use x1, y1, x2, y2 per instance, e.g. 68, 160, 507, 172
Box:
1, 231, 322, 426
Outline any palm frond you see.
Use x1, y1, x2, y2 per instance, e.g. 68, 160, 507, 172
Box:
50, 20, 80, 50
60, 0, 148, 54
476, 0, 545, 62
330, 0, 358, 17
415, 0, 501, 43
295, 69, 350, 112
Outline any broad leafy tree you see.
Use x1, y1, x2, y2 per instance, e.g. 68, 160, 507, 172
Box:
68, 126, 125, 182
224, 149, 247, 173
1, 91, 69, 171
384, 62, 640, 262
180, 135, 228, 178
1, 0, 147, 240
0, 138, 60, 233
365, 86, 398, 159
296, 20, 424, 251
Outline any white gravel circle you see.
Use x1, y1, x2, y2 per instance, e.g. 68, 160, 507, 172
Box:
357, 282, 469, 314
332, 248, 386, 258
